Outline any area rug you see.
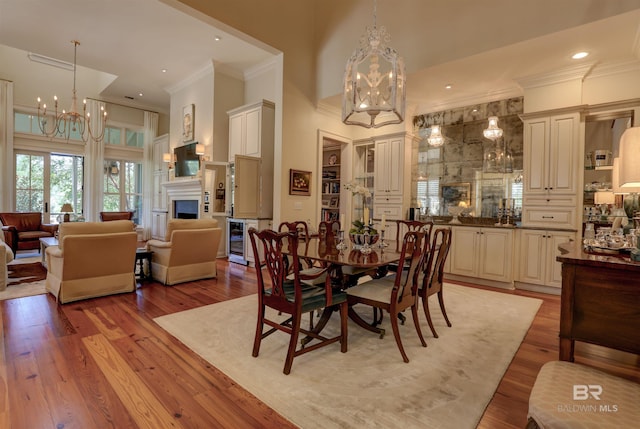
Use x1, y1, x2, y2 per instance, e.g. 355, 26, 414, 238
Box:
1, 258, 47, 301
155, 284, 542, 429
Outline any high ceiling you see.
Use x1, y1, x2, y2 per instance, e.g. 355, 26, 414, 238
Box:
1, 0, 640, 116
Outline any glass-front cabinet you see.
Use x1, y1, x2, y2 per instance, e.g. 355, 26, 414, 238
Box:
352, 142, 375, 222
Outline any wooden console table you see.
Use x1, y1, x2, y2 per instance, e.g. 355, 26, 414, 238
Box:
557, 242, 640, 361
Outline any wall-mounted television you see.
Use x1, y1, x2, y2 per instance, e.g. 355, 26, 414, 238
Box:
174, 142, 200, 177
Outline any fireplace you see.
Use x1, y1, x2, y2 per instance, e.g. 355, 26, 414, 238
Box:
174, 199, 199, 219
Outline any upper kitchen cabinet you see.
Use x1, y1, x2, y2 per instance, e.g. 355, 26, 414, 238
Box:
521, 111, 581, 229
523, 112, 580, 196
228, 100, 275, 163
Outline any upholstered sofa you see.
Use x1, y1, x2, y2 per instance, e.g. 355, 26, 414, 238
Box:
0, 234, 15, 291
45, 220, 137, 303
146, 218, 222, 285
0, 212, 58, 256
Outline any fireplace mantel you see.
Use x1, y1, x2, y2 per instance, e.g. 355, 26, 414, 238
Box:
163, 179, 203, 218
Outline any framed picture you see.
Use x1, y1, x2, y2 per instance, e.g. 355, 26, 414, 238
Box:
183, 104, 194, 142
289, 169, 311, 196
441, 182, 471, 209
329, 197, 339, 208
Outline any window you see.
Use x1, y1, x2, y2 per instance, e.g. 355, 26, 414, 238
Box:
14, 111, 84, 141
103, 159, 142, 225
104, 126, 144, 147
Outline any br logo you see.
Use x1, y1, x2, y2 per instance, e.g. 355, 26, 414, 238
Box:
573, 384, 603, 400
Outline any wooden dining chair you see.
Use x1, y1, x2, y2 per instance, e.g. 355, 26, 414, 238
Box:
346, 230, 427, 363
318, 220, 340, 241
417, 227, 453, 338
394, 220, 434, 252
248, 227, 348, 375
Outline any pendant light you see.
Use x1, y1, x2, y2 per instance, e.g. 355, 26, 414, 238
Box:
342, 0, 406, 128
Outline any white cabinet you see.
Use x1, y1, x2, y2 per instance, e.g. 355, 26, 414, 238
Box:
228, 100, 275, 220
244, 219, 259, 266
374, 137, 404, 203
522, 112, 581, 229
448, 226, 513, 283
151, 211, 168, 240
518, 229, 575, 289
228, 100, 275, 162
151, 134, 169, 240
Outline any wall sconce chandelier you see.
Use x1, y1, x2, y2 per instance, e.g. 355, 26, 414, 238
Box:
36, 40, 108, 143
342, 0, 406, 128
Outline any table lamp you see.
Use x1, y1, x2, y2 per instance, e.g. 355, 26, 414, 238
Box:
60, 203, 74, 222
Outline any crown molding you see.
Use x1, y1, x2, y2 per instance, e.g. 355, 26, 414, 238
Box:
244, 56, 278, 80
515, 63, 594, 89
413, 86, 523, 116
584, 58, 640, 80
165, 62, 213, 95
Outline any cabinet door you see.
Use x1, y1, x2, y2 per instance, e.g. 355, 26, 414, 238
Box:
151, 211, 168, 240
234, 155, 260, 219
449, 227, 479, 277
244, 107, 262, 157
545, 231, 575, 287
374, 138, 403, 195
548, 113, 579, 195
523, 118, 549, 195
244, 219, 258, 265
518, 230, 546, 285
478, 229, 512, 281
229, 114, 244, 162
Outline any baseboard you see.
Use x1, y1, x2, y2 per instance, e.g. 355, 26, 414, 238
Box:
514, 281, 561, 295
444, 273, 515, 290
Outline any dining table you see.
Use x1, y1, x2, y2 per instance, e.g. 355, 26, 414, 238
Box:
283, 234, 404, 343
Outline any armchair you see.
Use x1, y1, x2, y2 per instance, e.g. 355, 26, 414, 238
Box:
99, 211, 134, 222
45, 220, 137, 303
0, 212, 58, 257
146, 218, 221, 285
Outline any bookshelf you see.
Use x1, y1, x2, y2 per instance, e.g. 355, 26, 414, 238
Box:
321, 146, 341, 222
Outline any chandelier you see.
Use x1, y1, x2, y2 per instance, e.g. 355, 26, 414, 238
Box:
342, 0, 405, 128
482, 116, 512, 173
36, 40, 107, 143
483, 116, 503, 141
427, 124, 445, 147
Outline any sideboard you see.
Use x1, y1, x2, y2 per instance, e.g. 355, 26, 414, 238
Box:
557, 242, 640, 361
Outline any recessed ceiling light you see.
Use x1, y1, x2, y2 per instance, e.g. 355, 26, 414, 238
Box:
161, 68, 167, 73
445, 84, 452, 90
139, 92, 143, 97
214, 36, 221, 41
572, 51, 589, 60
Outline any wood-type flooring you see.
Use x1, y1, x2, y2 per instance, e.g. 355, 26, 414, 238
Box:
1, 260, 638, 429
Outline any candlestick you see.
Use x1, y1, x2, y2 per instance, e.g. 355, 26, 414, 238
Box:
380, 214, 386, 231
339, 213, 345, 229
363, 207, 370, 226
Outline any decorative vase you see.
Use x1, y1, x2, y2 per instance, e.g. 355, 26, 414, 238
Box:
349, 233, 379, 249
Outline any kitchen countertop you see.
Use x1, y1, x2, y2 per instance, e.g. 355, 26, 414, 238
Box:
429, 217, 577, 232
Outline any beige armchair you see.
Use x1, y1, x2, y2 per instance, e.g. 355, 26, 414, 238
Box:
1, 235, 15, 291
45, 220, 138, 303
146, 218, 221, 285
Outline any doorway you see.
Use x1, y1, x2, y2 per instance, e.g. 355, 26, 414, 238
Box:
15, 152, 84, 223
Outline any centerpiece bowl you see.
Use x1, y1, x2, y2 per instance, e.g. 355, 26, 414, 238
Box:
349, 233, 380, 248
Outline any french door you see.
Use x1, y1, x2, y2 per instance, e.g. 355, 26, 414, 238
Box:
15, 152, 84, 223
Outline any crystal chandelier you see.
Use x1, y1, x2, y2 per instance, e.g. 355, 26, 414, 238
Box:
427, 124, 445, 147
483, 116, 503, 141
36, 40, 107, 143
342, 0, 405, 128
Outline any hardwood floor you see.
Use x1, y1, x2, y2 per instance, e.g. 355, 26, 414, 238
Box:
1, 260, 638, 429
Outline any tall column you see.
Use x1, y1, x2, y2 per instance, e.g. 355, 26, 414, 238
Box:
143, 111, 158, 239
0, 80, 14, 211
83, 99, 106, 221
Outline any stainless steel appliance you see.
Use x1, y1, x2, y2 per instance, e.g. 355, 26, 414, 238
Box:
227, 218, 248, 265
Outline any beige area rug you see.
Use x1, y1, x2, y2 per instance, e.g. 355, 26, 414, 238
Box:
155, 284, 542, 429
1, 255, 47, 301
